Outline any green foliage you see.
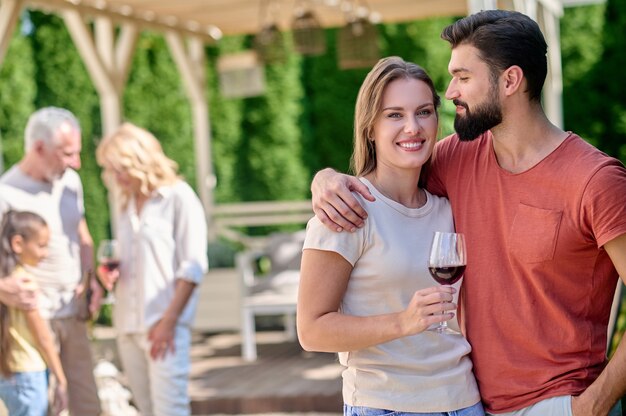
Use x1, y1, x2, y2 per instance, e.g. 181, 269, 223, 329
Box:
561, 4, 606, 148
3, 6, 625, 339
124, 32, 195, 187
235, 34, 308, 202
6, 7, 621, 247
0, 13, 468, 241
587, 0, 626, 161
561, 0, 626, 162
205, 36, 247, 203
300, 18, 459, 179
0, 19, 36, 170
95, 303, 112, 326
568, 0, 626, 376
383, 18, 458, 138
27, 12, 109, 246
593, 0, 626, 371
560, 5, 605, 92
299, 29, 365, 176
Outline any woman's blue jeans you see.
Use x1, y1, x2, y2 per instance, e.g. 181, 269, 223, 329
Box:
344, 402, 485, 416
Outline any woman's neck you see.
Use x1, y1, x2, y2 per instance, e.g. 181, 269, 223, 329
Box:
134, 192, 149, 214
365, 169, 425, 208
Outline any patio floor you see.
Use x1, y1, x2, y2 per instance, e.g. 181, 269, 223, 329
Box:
91, 327, 344, 415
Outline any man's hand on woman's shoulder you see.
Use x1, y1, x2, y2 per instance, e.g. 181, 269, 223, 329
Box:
0, 271, 38, 310
311, 168, 374, 233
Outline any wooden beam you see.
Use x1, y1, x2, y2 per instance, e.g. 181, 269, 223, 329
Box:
25, 0, 219, 43
608, 281, 623, 354
0, 0, 22, 67
540, 3, 563, 128
165, 31, 203, 102
96, 16, 114, 74
63, 10, 120, 134
513, 0, 538, 19
62, 10, 140, 135
538, 0, 564, 16
115, 22, 139, 89
467, 0, 498, 13
63, 9, 115, 94
563, 0, 605, 6
165, 31, 215, 235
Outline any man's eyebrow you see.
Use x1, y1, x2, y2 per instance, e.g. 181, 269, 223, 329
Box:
450, 67, 471, 75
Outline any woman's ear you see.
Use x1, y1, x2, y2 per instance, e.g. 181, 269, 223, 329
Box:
10, 235, 24, 255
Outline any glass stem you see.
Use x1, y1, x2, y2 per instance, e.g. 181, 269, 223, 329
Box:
438, 302, 448, 332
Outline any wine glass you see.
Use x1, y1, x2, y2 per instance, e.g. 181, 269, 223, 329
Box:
97, 239, 120, 304
428, 232, 467, 334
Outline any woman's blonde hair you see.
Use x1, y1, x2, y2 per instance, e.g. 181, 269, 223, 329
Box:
350, 56, 441, 181
96, 122, 180, 209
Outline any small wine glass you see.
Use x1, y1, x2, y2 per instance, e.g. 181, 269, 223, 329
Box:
97, 239, 120, 304
428, 232, 467, 334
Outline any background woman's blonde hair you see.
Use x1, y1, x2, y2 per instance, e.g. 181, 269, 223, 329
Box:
96, 122, 180, 209
350, 56, 441, 181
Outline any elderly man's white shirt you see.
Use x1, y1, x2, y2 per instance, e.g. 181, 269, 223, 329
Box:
0, 167, 84, 319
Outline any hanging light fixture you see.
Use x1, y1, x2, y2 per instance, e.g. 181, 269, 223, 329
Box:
217, 51, 266, 98
337, 0, 380, 69
254, 0, 287, 64
291, 0, 326, 56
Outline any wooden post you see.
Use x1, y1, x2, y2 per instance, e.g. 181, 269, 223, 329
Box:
0, 0, 21, 68
62, 11, 139, 234
63, 11, 139, 136
165, 31, 215, 238
539, 2, 564, 128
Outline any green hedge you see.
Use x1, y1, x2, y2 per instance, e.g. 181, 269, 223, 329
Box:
1, 6, 621, 247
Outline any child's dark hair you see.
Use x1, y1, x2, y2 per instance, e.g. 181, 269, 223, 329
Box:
0, 210, 47, 377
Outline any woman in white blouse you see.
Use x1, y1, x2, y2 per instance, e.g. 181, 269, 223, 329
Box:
96, 122, 208, 416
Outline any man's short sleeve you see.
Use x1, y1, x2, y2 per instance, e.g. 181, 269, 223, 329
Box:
582, 162, 626, 248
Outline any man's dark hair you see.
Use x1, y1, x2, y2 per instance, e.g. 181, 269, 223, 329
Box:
441, 10, 547, 102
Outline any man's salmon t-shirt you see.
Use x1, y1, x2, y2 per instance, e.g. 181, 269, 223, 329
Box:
427, 131, 626, 413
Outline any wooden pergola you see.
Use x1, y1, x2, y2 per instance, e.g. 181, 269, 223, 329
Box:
0, 0, 575, 219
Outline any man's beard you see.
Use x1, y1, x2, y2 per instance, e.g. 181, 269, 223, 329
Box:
453, 93, 503, 142
44, 167, 65, 183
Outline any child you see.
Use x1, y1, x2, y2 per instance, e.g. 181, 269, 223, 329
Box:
0, 210, 68, 416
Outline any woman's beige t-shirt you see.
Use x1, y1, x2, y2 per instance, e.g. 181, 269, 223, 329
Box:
303, 178, 480, 413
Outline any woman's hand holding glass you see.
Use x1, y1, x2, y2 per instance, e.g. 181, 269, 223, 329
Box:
399, 285, 457, 336
96, 239, 120, 303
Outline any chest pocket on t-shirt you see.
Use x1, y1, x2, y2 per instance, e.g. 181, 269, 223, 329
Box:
509, 203, 562, 263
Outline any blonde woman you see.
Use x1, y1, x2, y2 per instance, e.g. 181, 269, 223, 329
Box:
298, 57, 483, 415
96, 123, 208, 416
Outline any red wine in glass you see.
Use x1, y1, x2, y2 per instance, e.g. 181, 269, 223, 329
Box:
101, 259, 120, 272
427, 232, 467, 334
428, 265, 466, 285
97, 239, 120, 303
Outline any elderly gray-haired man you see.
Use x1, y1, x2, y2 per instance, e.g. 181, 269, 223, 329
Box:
0, 107, 103, 415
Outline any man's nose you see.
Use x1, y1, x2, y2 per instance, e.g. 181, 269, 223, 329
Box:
445, 79, 458, 101
69, 155, 81, 170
